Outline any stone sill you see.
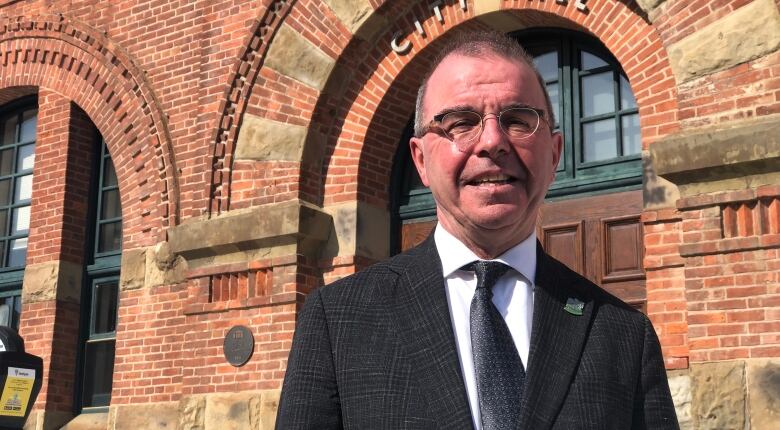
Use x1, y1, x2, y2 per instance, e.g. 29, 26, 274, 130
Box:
651, 117, 780, 187
679, 234, 780, 257
183, 292, 299, 315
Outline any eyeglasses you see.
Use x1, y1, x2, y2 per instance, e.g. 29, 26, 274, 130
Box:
418, 107, 551, 151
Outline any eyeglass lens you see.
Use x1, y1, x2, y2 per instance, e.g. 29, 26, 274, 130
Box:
439, 108, 540, 148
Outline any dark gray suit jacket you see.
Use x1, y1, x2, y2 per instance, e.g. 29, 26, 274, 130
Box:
277, 236, 679, 429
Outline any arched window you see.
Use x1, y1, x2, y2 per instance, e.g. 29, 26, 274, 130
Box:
391, 30, 642, 253
517, 29, 641, 197
77, 138, 121, 411
0, 99, 36, 328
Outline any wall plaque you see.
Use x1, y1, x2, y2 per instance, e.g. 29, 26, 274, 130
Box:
223, 325, 254, 367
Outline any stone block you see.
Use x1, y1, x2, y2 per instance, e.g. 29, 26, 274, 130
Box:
145, 241, 187, 288
635, 0, 666, 14
22, 260, 82, 304
474, 0, 501, 15
119, 247, 147, 291
323, 0, 374, 35
204, 392, 261, 430
691, 360, 746, 430
643, 150, 679, 210
110, 402, 179, 430
322, 201, 390, 261
179, 395, 206, 430
667, 370, 693, 430
746, 359, 780, 430
27, 410, 76, 430
668, 0, 780, 83
265, 24, 336, 91
650, 117, 780, 195
234, 114, 307, 162
167, 200, 331, 269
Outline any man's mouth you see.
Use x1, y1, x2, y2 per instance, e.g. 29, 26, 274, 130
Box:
466, 174, 516, 186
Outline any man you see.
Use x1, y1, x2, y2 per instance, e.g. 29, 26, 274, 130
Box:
277, 31, 678, 429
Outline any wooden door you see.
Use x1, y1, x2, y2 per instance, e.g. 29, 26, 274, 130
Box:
398, 190, 645, 310
537, 189, 645, 310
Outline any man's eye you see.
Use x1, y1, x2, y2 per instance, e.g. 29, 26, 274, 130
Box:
444, 117, 480, 134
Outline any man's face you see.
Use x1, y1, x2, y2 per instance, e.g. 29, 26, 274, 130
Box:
409, 53, 562, 256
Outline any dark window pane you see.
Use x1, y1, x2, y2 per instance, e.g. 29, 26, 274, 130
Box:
7, 238, 27, 267
547, 82, 561, 128
102, 159, 117, 187
0, 241, 5, 267
0, 210, 7, 233
14, 175, 33, 202
101, 189, 121, 220
82, 340, 115, 408
19, 110, 36, 144
0, 149, 14, 176
582, 72, 615, 117
0, 180, 11, 205
93, 282, 118, 334
622, 114, 641, 156
2, 117, 15, 146
581, 51, 608, 70
98, 222, 122, 253
583, 119, 617, 162
620, 76, 637, 110
16, 144, 34, 172
534, 51, 559, 82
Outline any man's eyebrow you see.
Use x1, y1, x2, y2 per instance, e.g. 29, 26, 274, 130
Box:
432, 105, 475, 119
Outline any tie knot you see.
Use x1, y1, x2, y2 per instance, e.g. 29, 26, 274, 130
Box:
462, 260, 510, 290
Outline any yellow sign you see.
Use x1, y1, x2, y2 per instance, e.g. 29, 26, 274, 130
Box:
0, 367, 35, 417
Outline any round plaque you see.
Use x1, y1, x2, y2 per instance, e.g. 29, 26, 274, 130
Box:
223, 325, 254, 367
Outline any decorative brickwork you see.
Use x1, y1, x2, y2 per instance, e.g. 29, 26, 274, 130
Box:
0, 14, 179, 247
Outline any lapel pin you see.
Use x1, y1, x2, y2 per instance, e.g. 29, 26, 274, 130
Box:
564, 298, 584, 316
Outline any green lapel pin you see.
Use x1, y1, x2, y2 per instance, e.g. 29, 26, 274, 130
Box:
564, 297, 584, 316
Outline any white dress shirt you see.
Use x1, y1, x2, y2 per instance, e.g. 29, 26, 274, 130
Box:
434, 225, 536, 430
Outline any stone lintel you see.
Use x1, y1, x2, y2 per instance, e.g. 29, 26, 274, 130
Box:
322, 200, 390, 262
21, 260, 83, 304
168, 200, 331, 264
265, 24, 336, 91
28, 410, 75, 430
668, 0, 780, 83
650, 118, 780, 196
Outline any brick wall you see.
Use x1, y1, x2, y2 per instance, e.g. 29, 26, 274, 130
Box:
0, 0, 779, 426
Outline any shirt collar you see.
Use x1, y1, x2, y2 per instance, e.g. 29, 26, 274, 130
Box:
434, 224, 537, 283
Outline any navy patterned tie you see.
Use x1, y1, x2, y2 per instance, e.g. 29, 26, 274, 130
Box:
463, 261, 525, 430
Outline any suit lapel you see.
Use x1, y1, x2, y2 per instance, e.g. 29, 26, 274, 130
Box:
519, 243, 594, 429
389, 236, 474, 429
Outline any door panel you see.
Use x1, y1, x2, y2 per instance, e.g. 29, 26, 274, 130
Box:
538, 190, 645, 310
400, 219, 436, 251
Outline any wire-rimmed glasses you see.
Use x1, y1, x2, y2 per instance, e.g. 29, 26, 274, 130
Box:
418, 107, 550, 151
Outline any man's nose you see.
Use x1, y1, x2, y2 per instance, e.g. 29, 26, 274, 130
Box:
473, 114, 509, 156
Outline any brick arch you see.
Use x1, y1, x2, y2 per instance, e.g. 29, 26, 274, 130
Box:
0, 15, 179, 247
312, 0, 679, 209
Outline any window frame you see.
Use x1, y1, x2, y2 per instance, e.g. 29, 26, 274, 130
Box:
75, 137, 122, 414
514, 28, 642, 198
0, 96, 37, 330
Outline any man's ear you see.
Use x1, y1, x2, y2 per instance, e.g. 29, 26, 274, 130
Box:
549, 131, 563, 182
409, 137, 430, 187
